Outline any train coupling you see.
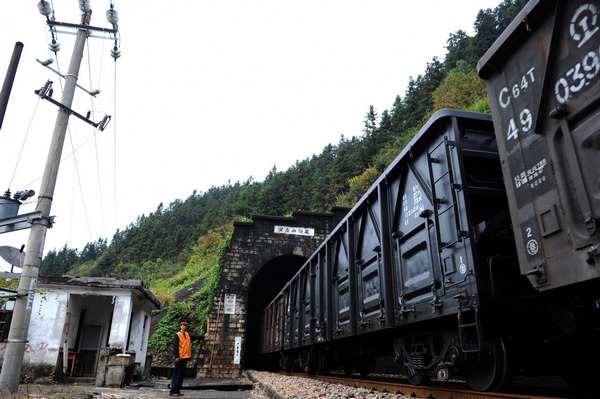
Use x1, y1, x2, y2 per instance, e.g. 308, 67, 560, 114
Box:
586, 245, 599, 265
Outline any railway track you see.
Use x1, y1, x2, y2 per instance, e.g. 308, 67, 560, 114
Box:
276, 372, 575, 399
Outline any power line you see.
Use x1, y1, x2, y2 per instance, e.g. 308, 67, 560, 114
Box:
7, 99, 41, 191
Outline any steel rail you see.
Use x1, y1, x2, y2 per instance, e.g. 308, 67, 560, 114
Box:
278, 372, 571, 399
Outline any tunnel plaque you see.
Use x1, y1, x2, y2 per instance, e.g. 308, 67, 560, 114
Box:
274, 225, 314, 236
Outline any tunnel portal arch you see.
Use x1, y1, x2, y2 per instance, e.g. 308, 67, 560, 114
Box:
245, 253, 306, 369
196, 210, 347, 378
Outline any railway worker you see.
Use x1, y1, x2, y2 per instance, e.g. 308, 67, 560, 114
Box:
169, 320, 208, 397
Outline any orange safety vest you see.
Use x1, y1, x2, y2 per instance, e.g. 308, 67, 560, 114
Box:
176, 331, 192, 359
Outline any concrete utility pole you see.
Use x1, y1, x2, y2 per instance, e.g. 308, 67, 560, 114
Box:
0, 11, 91, 394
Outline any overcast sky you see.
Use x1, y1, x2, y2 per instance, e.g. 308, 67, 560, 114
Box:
0, 0, 502, 269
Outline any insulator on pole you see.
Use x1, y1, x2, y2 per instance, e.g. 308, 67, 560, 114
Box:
49, 39, 60, 53
78, 0, 91, 13
36, 80, 53, 98
97, 115, 111, 131
110, 45, 121, 60
37, 0, 52, 16
106, 6, 119, 24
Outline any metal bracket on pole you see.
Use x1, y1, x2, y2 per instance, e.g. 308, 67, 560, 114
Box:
0, 288, 21, 301
36, 59, 99, 97
35, 84, 111, 131
46, 20, 117, 36
0, 211, 53, 234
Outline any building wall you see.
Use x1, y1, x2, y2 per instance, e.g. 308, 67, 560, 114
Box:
24, 290, 68, 367
0, 282, 158, 378
126, 300, 154, 366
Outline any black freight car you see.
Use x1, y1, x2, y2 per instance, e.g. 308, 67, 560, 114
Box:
260, 0, 600, 392
476, 0, 600, 390
478, 0, 600, 293
261, 110, 538, 391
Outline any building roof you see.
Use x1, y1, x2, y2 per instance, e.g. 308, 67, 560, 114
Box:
36, 275, 161, 308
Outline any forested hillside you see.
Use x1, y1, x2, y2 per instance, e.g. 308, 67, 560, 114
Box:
40, 1, 527, 303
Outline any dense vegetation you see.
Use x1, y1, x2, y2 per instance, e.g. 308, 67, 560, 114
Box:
38, 1, 527, 349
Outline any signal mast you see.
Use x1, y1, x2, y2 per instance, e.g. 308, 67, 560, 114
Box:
0, 1, 120, 393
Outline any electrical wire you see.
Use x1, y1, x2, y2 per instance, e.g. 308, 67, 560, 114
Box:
6, 11, 60, 193
6, 99, 42, 191
67, 128, 93, 242
87, 40, 107, 239
113, 58, 118, 235
43, 13, 95, 245
19, 122, 109, 193
21, 2, 120, 250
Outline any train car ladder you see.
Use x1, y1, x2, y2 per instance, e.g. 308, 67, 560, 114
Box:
456, 305, 482, 353
427, 136, 468, 252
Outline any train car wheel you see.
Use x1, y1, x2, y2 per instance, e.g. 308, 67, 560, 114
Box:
463, 335, 507, 392
405, 367, 429, 386
280, 354, 293, 372
315, 353, 330, 375
359, 364, 370, 378
343, 363, 353, 376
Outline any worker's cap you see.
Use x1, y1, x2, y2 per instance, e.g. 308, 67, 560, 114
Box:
179, 321, 190, 325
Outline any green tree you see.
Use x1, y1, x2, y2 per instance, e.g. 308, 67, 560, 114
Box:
431, 61, 487, 112
336, 166, 380, 208
361, 105, 379, 164
496, 0, 528, 31
40, 244, 78, 277
445, 30, 476, 70
398, 57, 447, 132
80, 238, 108, 263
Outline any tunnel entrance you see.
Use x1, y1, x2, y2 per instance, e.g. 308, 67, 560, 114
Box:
245, 254, 306, 368
196, 210, 349, 378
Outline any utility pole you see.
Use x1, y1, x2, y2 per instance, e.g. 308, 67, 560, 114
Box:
0, 42, 24, 131
0, 11, 91, 394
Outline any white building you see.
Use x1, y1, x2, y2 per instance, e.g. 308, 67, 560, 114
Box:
0, 275, 160, 379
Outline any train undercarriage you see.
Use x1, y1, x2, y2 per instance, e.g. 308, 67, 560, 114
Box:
269, 310, 600, 393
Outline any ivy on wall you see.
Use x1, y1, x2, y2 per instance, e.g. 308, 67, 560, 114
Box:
148, 230, 232, 355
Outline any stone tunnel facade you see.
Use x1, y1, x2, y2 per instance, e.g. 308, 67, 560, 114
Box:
196, 209, 348, 378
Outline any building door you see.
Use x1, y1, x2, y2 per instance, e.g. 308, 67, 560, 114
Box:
78, 324, 103, 376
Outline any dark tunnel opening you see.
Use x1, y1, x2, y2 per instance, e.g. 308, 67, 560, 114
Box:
244, 254, 306, 369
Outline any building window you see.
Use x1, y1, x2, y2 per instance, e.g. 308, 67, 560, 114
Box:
0, 310, 13, 341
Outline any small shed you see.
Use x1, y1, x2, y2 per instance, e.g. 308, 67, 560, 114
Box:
0, 275, 160, 379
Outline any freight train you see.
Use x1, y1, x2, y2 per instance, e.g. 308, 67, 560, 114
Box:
258, 0, 600, 392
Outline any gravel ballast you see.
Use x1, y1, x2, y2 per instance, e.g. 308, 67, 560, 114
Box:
248, 371, 422, 399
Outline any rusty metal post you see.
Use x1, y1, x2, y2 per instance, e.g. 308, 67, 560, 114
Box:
0, 42, 23, 131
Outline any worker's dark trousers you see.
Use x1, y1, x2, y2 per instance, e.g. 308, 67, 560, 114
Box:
170, 358, 189, 395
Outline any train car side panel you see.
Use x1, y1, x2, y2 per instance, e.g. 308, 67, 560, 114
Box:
330, 224, 355, 339
352, 189, 396, 334
478, 0, 600, 291
386, 114, 485, 326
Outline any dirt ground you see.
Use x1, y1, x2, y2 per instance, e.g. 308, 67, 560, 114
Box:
14, 377, 254, 399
